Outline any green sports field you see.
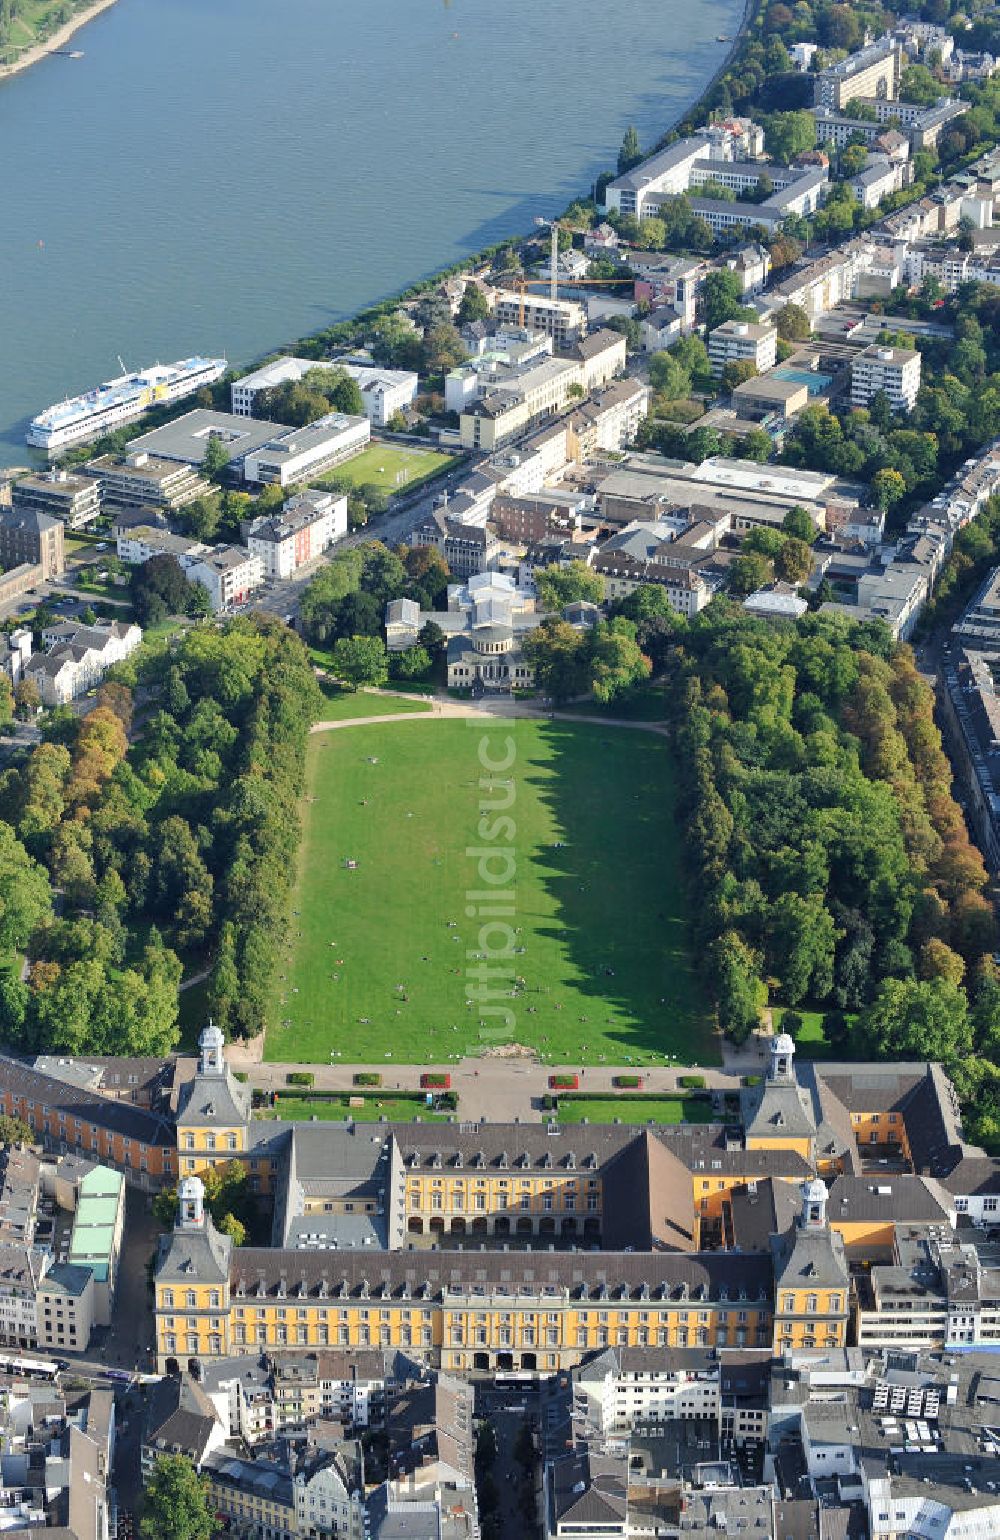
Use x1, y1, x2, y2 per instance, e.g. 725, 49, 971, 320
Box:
313, 443, 455, 496
265, 718, 715, 1066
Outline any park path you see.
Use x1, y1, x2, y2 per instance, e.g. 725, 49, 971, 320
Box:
310, 691, 672, 736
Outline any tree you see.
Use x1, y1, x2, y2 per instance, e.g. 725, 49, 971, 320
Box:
0, 1114, 32, 1145
618, 125, 643, 175
775, 536, 813, 585
418, 620, 446, 656
522, 620, 590, 703
536, 561, 604, 611
852, 977, 972, 1062
181, 496, 221, 542
331, 635, 388, 691
216, 1211, 246, 1245
589, 619, 651, 703
900, 64, 940, 106
201, 434, 230, 482
920, 938, 966, 987
422, 324, 467, 373
389, 645, 432, 680
728, 552, 772, 596
457, 284, 491, 325
710, 930, 761, 1043
721, 359, 759, 393
775, 303, 810, 341
782, 505, 815, 543
703, 269, 751, 332
763, 110, 816, 163
649, 351, 691, 400
14, 678, 40, 720
141, 1457, 214, 1540
0, 824, 52, 953
872, 467, 907, 511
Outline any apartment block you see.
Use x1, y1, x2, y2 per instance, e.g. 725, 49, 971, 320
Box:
707, 319, 777, 377
814, 37, 901, 111
184, 545, 265, 612
491, 291, 586, 347
246, 488, 348, 579
850, 343, 922, 413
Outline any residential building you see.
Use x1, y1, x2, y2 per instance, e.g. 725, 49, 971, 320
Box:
459, 357, 579, 452
850, 343, 922, 412
242, 413, 371, 488
23, 621, 142, 705
0, 504, 65, 578
848, 154, 909, 210
246, 488, 348, 579
116, 524, 208, 565
814, 37, 901, 111
412, 512, 501, 579
490, 491, 584, 545
12, 469, 101, 529
707, 319, 777, 377
566, 378, 650, 459
490, 291, 585, 346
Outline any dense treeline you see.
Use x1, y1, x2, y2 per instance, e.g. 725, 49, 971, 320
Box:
670, 606, 995, 1050
0, 619, 320, 1054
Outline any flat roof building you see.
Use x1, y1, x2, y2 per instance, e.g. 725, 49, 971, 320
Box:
707, 319, 778, 377
12, 470, 101, 529
850, 342, 922, 413
242, 413, 371, 488
129, 410, 282, 469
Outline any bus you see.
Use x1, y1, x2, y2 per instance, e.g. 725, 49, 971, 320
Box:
0, 1353, 59, 1381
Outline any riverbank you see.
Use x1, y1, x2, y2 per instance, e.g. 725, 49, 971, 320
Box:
0, 0, 119, 83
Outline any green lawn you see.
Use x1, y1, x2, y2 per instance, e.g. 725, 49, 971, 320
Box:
265, 718, 714, 1066
557, 1096, 715, 1125
772, 1005, 856, 1060
313, 443, 455, 496
311, 679, 433, 722
258, 1096, 449, 1123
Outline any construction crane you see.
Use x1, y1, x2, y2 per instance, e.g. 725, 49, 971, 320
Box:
514, 215, 637, 324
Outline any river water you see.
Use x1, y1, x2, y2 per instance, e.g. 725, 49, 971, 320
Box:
0, 0, 742, 465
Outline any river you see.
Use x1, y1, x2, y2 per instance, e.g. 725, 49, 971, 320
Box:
0, 0, 743, 466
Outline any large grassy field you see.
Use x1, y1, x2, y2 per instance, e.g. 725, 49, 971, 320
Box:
313, 443, 455, 496
265, 718, 715, 1066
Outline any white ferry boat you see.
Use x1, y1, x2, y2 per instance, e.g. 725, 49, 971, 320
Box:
26, 356, 228, 453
